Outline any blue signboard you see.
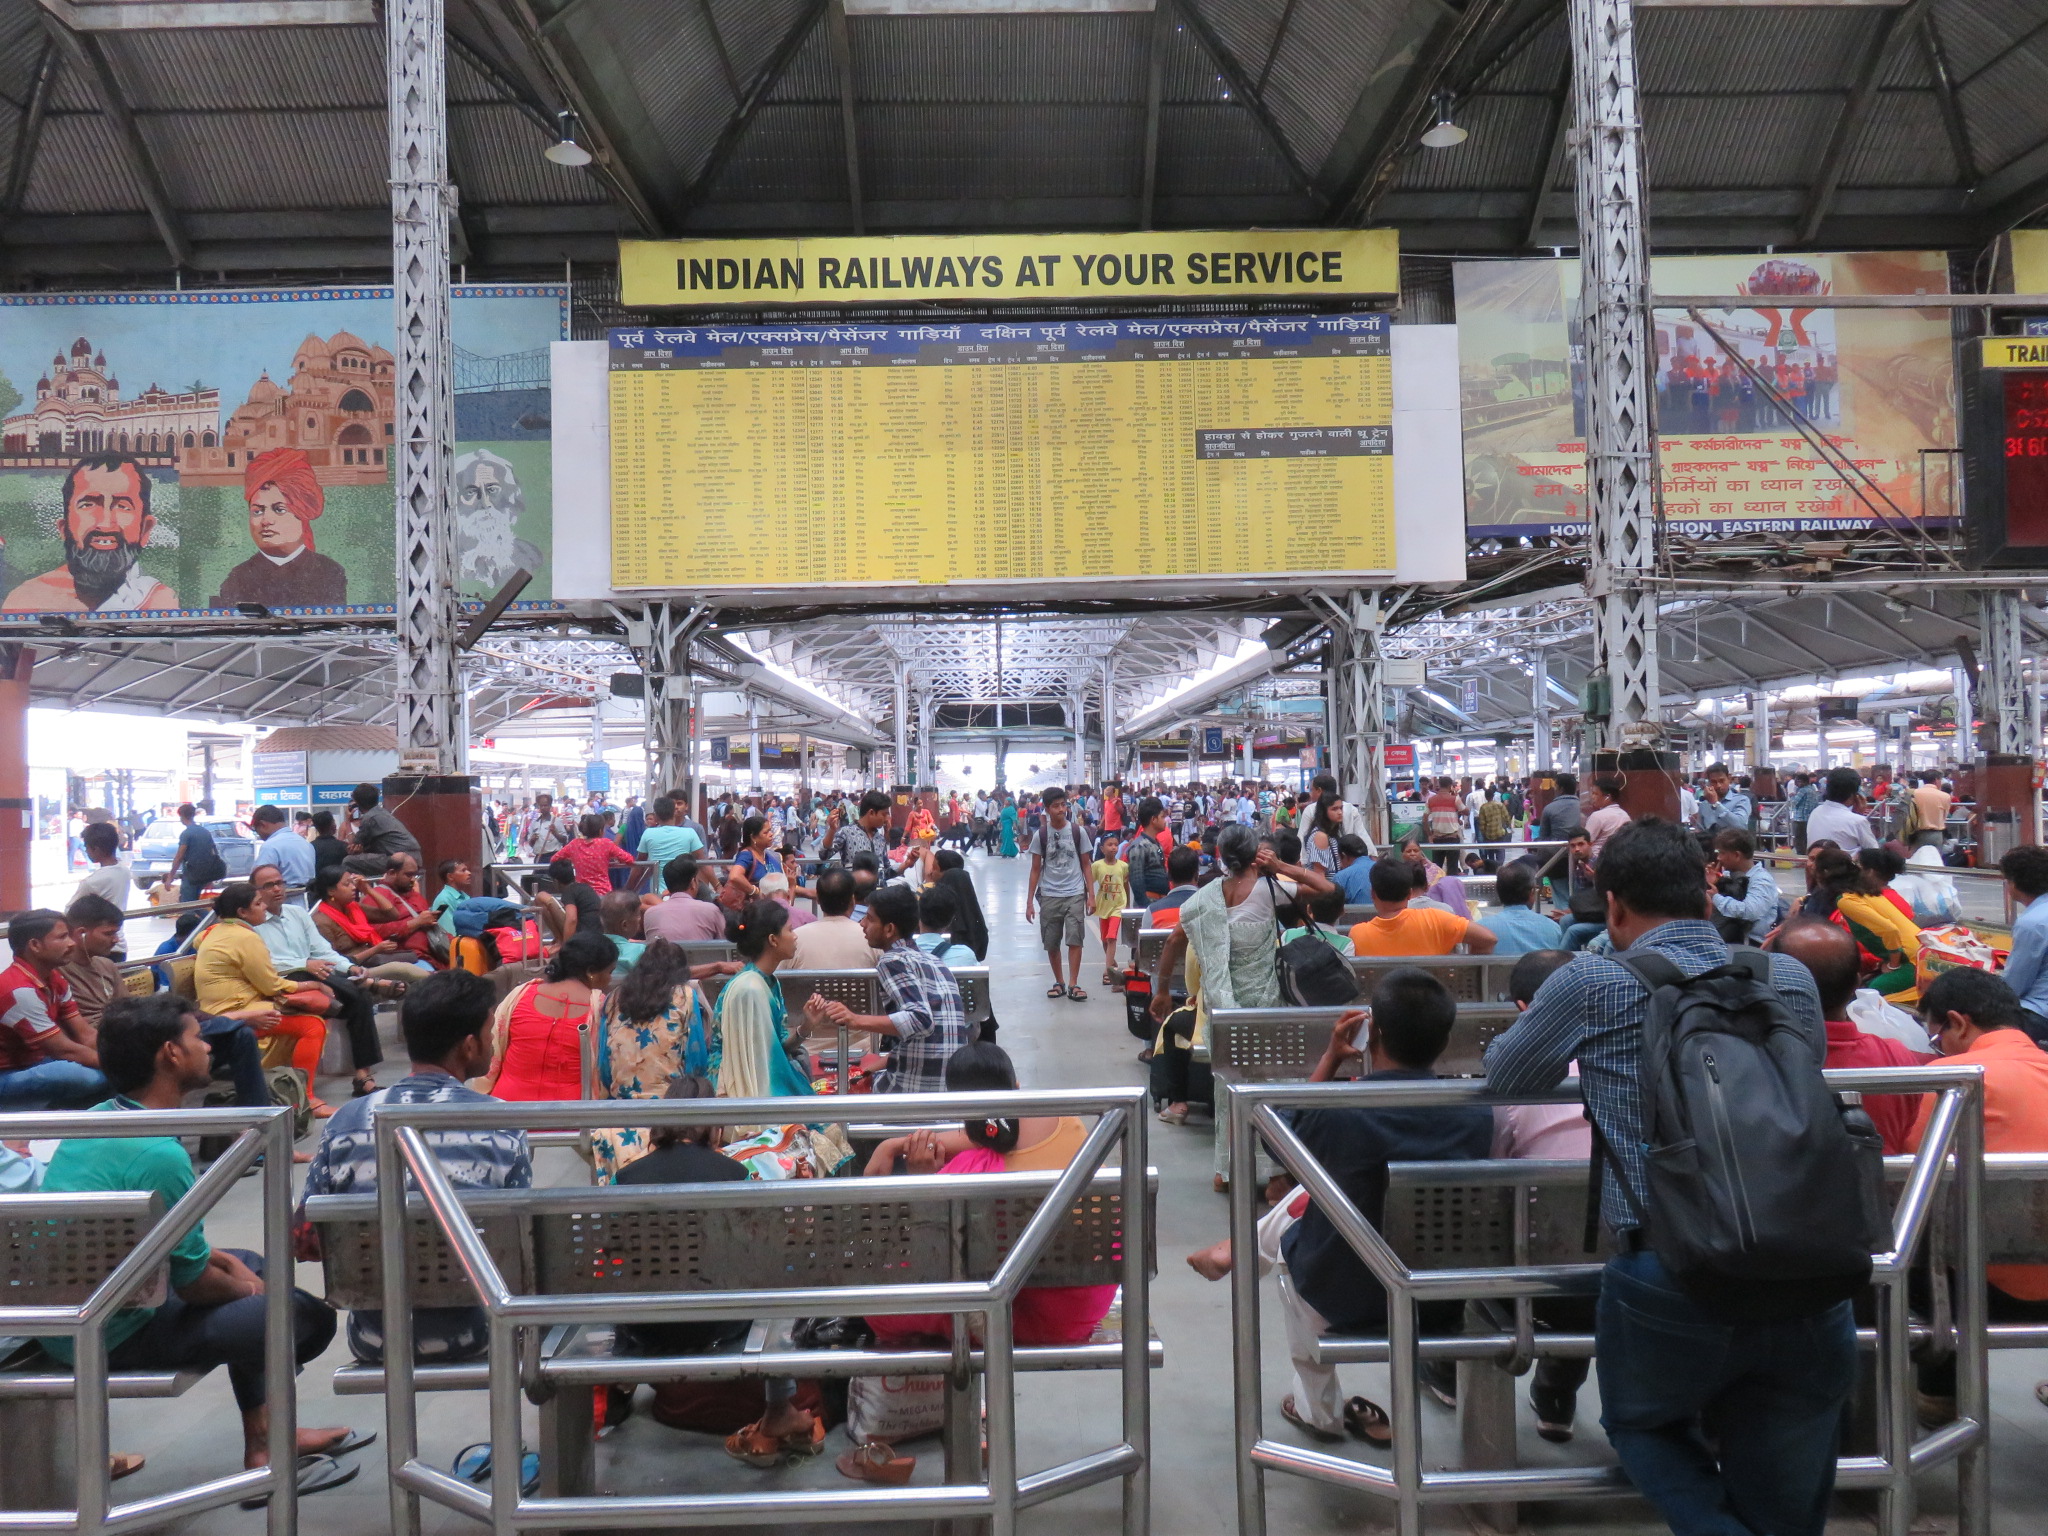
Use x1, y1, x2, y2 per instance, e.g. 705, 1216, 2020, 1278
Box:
585, 760, 611, 794
311, 784, 358, 805
1203, 726, 1225, 755
2026, 319, 2048, 337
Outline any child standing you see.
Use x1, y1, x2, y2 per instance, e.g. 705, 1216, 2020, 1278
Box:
1092, 834, 1130, 989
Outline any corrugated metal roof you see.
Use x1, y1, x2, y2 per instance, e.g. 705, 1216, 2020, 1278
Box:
559, 0, 738, 183
864, 103, 1146, 199
1156, 101, 1297, 196
1395, 93, 1552, 191
1644, 92, 1846, 189
1255, 0, 1402, 168
1189, 0, 1285, 85
766, 15, 840, 101
20, 111, 146, 214
99, 24, 384, 112
1844, 91, 1961, 188
147, 109, 387, 210
1638, 5, 1882, 95
706, 102, 849, 200
708, 0, 815, 87
454, 103, 615, 207
1955, 36, 2048, 172
851, 13, 1151, 104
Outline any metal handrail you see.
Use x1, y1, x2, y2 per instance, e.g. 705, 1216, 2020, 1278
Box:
0, 1106, 299, 1536
1225, 1066, 1989, 1536
370, 1087, 1152, 1536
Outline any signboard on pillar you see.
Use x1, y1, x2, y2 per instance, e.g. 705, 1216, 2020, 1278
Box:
1203, 727, 1225, 755
584, 760, 611, 794
1964, 334, 2048, 567
1384, 743, 1417, 768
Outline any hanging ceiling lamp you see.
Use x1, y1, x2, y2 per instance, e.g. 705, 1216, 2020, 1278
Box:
544, 110, 593, 167
1419, 91, 1468, 149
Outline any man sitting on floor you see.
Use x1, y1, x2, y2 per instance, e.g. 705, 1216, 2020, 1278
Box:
296, 969, 530, 1364
40, 993, 360, 1497
1183, 968, 1494, 1446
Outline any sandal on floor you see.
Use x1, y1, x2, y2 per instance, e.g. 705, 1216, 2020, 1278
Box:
1067, 985, 1088, 1001
836, 1439, 916, 1485
1344, 1395, 1393, 1447
239, 1454, 359, 1508
109, 1454, 145, 1481
1280, 1396, 1344, 1444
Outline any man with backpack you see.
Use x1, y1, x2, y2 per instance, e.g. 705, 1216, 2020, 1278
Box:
1485, 817, 1874, 1536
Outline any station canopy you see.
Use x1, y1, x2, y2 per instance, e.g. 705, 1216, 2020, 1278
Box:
5, 0, 2045, 736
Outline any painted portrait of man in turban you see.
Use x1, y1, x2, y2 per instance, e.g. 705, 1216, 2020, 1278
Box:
212, 447, 347, 608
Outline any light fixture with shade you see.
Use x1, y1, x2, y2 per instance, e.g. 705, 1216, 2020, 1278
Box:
1419, 91, 1467, 149
544, 110, 593, 167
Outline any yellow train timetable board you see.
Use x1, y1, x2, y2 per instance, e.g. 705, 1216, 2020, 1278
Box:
607, 313, 1394, 590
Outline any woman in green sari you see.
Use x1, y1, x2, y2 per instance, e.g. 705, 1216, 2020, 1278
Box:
710, 900, 852, 1173
998, 798, 1021, 858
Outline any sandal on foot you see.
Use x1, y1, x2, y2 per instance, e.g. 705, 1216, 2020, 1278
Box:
1046, 984, 1068, 999
351, 1077, 379, 1097
311, 1430, 377, 1460
782, 1416, 827, 1461
1157, 1105, 1188, 1126
836, 1439, 915, 1485
1067, 985, 1088, 1001
725, 1417, 789, 1469
1280, 1396, 1344, 1444
308, 1098, 338, 1119
1344, 1396, 1393, 1447
239, 1454, 358, 1508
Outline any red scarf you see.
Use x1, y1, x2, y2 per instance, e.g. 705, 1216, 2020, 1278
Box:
318, 898, 378, 948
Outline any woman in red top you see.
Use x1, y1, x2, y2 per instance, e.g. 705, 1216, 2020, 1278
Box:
479, 931, 616, 1102
561, 813, 632, 895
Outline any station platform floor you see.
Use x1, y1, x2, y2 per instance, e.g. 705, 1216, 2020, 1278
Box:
64, 851, 2048, 1535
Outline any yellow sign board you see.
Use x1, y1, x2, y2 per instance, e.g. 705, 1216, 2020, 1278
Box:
1983, 336, 2048, 369
618, 229, 1398, 308
2015, 230, 2048, 298
606, 313, 1395, 590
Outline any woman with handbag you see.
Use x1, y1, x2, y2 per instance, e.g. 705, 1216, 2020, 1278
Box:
194, 882, 339, 1117
477, 932, 615, 1103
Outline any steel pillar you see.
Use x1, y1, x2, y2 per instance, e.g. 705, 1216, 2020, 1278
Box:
747, 697, 761, 791
1571, 0, 1663, 750
1953, 665, 1975, 766
1069, 695, 1086, 788
917, 692, 936, 787
389, 0, 464, 772
1981, 591, 2037, 757
1101, 658, 1117, 787
893, 666, 910, 788
1531, 650, 1553, 771
1316, 590, 1389, 846
637, 602, 706, 804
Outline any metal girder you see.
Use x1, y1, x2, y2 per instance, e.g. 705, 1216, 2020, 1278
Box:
1919, 10, 1975, 186
1170, 0, 1323, 207
1525, 56, 1573, 247
629, 600, 709, 803
1981, 590, 2036, 757
4, 41, 57, 222
677, 0, 828, 224
40, 16, 189, 269
1138, 0, 1168, 230
1798, 0, 1931, 246
827, 0, 864, 234
38, 0, 372, 24
1571, 0, 1662, 747
1311, 590, 1390, 844
390, 0, 466, 773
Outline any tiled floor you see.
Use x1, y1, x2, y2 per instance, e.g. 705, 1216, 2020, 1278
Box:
58, 849, 2048, 1534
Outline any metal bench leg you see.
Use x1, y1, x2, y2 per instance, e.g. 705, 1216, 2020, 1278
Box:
939, 1371, 983, 1536
538, 1380, 595, 1531
0, 1398, 72, 1511
1457, 1306, 1518, 1535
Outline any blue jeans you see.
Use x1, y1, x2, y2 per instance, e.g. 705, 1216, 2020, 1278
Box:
0, 1060, 109, 1110
1597, 1249, 1856, 1536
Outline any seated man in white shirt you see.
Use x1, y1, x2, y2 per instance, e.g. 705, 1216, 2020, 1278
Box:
790, 867, 879, 970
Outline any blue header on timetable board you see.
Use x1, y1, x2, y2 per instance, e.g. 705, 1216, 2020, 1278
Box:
608, 311, 1388, 367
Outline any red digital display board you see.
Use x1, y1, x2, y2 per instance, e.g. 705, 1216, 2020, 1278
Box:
2008, 371, 2048, 548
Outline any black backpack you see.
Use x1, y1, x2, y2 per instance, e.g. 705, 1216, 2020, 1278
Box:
1593, 949, 1887, 1323
1268, 877, 1361, 1008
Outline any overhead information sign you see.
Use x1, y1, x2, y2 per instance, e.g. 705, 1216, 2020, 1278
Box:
1983, 337, 2048, 368
618, 230, 1398, 308
606, 313, 1394, 591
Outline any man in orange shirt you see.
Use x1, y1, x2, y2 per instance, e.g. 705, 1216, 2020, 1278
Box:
1910, 967, 2048, 1423
1349, 860, 1497, 957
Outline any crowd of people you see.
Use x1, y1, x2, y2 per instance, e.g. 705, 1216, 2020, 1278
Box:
7, 757, 2044, 1531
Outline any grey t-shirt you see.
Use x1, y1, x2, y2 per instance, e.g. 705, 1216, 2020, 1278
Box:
1028, 818, 1089, 899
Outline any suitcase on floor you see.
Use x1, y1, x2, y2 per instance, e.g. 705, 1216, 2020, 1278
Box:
1122, 967, 1154, 1041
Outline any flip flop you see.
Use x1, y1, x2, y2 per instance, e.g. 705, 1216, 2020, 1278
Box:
1344, 1395, 1393, 1447
1280, 1396, 1344, 1443
239, 1453, 359, 1508
309, 1430, 377, 1460
451, 1443, 541, 1495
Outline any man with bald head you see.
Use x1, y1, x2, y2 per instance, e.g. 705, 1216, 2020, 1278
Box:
1774, 918, 1922, 1153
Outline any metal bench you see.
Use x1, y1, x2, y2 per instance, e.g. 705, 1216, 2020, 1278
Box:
346, 1086, 1157, 1534
1209, 1003, 1520, 1085
1225, 1067, 1990, 1536
672, 938, 735, 969
1348, 952, 1520, 1004
0, 1106, 300, 1526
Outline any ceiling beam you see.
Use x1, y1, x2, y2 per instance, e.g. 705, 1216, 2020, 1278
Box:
1138, 0, 1167, 229
826, 0, 864, 235
1523, 56, 1571, 248
1797, 0, 1930, 245
3, 40, 56, 223
1170, 0, 1324, 208
41, 14, 189, 269
1918, 10, 1975, 186
674, 0, 827, 225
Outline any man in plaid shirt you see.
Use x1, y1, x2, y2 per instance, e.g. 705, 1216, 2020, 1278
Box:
807, 883, 966, 1092
1484, 818, 1843, 1536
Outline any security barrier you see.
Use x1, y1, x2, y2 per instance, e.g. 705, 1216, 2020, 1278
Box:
1224, 1066, 1990, 1536
368, 1086, 1154, 1536
0, 1106, 301, 1535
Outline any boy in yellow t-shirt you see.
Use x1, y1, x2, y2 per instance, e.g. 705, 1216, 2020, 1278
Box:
1092, 836, 1131, 987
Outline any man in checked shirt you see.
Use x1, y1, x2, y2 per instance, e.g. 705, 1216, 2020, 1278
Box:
1484, 818, 1848, 1536
806, 883, 967, 1092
